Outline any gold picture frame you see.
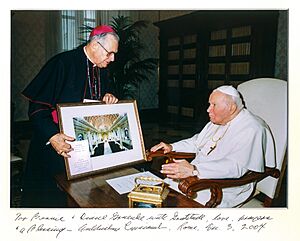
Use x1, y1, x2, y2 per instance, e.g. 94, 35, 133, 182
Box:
57, 100, 146, 180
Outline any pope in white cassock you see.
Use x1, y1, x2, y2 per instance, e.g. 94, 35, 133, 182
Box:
150, 85, 275, 207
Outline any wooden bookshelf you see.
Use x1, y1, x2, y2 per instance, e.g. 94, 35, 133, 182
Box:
155, 10, 279, 123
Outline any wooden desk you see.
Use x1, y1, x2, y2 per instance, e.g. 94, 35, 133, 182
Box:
55, 167, 203, 208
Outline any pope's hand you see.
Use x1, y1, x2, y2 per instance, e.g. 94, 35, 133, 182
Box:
150, 142, 173, 154
161, 159, 194, 179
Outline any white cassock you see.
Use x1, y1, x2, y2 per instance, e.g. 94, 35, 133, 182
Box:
165, 108, 275, 207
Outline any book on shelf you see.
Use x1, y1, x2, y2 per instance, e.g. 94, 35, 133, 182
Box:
230, 62, 250, 75
232, 25, 251, 38
168, 37, 180, 46
231, 42, 251, 56
209, 45, 226, 57
181, 107, 194, 117
168, 50, 180, 60
167, 105, 179, 114
208, 63, 226, 74
168, 79, 179, 88
182, 79, 196, 88
183, 34, 197, 44
183, 48, 196, 59
168, 65, 179, 75
182, 64, 196, 74
211, 29, 227, 40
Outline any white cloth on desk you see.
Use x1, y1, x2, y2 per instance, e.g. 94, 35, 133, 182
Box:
167, 108, 275, 208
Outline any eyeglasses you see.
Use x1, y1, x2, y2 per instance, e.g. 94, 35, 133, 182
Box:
97, 41, 116, 58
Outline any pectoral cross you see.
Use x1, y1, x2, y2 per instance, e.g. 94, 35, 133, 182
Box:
207, 142, 217, 155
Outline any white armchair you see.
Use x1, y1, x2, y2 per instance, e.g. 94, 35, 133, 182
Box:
147, 78, 287, 208
237, 78, 287, 207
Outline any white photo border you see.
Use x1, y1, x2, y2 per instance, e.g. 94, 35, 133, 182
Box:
57, 100, 146, 180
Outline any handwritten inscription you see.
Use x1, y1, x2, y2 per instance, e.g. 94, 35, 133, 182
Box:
13, 211, 274, 239
238, 214, 272, 222
78, 223, 120, 232
177, 221, 198, 231
124, 221, 167, 231
170, 211, 205, 221
15, 212, 65, 222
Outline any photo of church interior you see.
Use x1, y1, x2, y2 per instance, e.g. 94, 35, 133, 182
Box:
73, 113, 132, 157
11, 10, 287, 208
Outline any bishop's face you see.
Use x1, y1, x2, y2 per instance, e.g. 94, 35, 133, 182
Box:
93, 34, 119, 68
207, 91, 232, 125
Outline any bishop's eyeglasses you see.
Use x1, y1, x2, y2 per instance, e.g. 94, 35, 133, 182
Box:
97, 41, 116, 58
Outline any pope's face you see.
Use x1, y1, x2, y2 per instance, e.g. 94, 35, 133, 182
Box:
207, 91, 232, 125
94, 34, 118, 68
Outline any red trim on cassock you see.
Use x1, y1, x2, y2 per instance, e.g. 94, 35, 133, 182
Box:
21, 93, 54, 108
30, 108, 50, 117
22, 93, 58, 123
51, 110, 59, 124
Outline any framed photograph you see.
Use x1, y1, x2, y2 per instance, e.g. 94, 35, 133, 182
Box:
57, 100, 146, 180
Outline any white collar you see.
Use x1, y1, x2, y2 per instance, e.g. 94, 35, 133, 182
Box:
83, 46, 96, 67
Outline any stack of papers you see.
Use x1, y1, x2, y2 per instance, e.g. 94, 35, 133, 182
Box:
106, 171, 162, 194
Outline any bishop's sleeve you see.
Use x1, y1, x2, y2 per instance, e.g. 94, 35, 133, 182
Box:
22, 54, 67, 145
28, 102, 59, 145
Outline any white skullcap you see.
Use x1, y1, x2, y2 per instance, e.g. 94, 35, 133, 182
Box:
215, 85, 240, 97
214, 85, 244, 110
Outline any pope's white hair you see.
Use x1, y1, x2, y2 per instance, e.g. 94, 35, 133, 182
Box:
231, 94, 244, 111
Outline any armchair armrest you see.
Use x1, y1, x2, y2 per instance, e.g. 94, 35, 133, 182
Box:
145, 150, 280, 208
178, 167, 280, 207
146, 150, 196, 162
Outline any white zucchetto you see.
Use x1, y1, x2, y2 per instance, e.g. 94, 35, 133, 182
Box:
215, 85, 240, 97
214, 85, 244, 110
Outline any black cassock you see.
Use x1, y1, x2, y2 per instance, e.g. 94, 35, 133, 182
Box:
21, 45, 116, 207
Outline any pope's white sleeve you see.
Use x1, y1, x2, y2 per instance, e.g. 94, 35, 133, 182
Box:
171, 123, 211, 153
194, 126, 270, 179
171, 133, 200, 153
194, 157, 243, 179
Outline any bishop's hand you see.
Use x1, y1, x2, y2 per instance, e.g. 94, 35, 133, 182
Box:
102, 93, 118, 104
49, 133, 75, 158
